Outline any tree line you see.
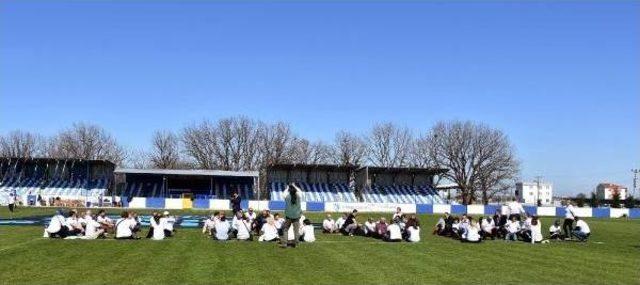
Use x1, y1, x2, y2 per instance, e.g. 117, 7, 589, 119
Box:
0, 117, 520, 204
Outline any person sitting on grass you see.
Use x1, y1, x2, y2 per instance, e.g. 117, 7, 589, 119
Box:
214, 215, 231, 241
403, 215, 420, 240
528, 216, 544, 244
235, 215, 252, 241
149, 212, 165, 240
493, 210, 507, 238
44, 209, 71, 238
96, 210, 114, 233
433, 214, 447, 236
274, 213, 285, 236
462, 218, 481, 243
115, 211, 138, 240
572, 217, 590, 242
549, 220, 562, 240
392, 207, 403, 221
335, 213, 347, 231
322, 214, 337, 233
364, 217, 377, 237
299, 219, 316, 243
82, 212, 105, 240
385, 218, 403, 242
481, 216, 496, 240
66, 209, 85, 236
375, 217, 388, 239
162, 211, 176, 237
202, 213, 218, 236
519, 213, 533, 241
252, 209, 270, 234
341, 209, 360, 236
258, 218, 280, 242
405, 223, 420, 243
131, 212, 142, 238
451, 217, 461, 240
505, 215, 520, 241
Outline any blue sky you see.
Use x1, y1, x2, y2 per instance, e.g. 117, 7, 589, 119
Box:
1, 1, 638, 195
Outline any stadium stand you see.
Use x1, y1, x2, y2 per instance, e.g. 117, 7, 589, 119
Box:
0, 157, 114, 204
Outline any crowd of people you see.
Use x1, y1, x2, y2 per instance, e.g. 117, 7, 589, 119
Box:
321, 207, 421, 242
44, 209, 177, 240
200, 207, 316, 244
432, 200, 591, 243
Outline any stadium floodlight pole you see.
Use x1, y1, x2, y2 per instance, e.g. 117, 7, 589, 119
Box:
632, 169, 639, 198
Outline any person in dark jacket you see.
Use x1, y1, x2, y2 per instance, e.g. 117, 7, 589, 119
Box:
230, 192, 242, 214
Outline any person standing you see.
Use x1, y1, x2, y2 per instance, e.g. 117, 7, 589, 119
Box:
563, 202, 576, 240
8, 192, 17, 218
230, 192, 242, 214
280, 183, 303, 248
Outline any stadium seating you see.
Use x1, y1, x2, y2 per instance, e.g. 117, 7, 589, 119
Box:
0, 176, 110, 200
269, 182, 443, 204
269, 182, 358, 203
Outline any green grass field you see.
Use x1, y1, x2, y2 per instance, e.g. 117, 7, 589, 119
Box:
1, 207, 639, 285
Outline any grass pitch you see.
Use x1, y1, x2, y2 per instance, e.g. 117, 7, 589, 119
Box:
0, 207, 639, 284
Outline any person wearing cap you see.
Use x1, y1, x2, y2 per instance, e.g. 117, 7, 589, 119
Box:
279, 183, 303, 248
322, 214, 337, 233
161, 211, 176, 237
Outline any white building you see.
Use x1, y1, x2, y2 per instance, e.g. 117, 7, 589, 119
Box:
596, 183, 627, 200
516, 181, 553, 205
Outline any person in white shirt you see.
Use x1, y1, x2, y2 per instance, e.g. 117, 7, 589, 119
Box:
45, 210, 71, 238
392, 207, 403, 221
335, 213, 347, 231
322, 214, 337, 233
563, 202, 576, 240
149, 213, 165, 241
549, 220, 562, 240
385, 218, 403, 242
505, 216, 520, 241
479, 216, 495, 240
363, 217, 377, 237
115, 211, 137, 239
235, 216, 252, 241
529, 217, 544, 244
274, 213, 285, 236
459, 215, 470, 237
519, 213, 533, 240
299, 219, 316, 242
572, 217, 591, 242
406, 225, 420, 242
507, 198, 525, 221
66, 210, 85, 236
462, 219, 481, 243
246, 208, 257, 224
258, 218, 280, 242
96, 210, 114, 232
162, 211, 176, 237
214, 215, 231, 241
82, 214, 105, 240
202, 213, 218, 236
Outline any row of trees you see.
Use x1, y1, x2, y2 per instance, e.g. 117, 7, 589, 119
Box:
0, 117, 520, 204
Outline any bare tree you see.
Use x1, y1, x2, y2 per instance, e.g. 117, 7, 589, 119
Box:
181, 117, 263, 171
149, 130, 181, 169
126, 148, 152, 169
0, 130, 45, 158
332, 131, 368, 166
258, 121, 296, 166
423, 120, 519, 205
291, 139, 333, 165
50, 123, 127, 165
367, 123, 413, 167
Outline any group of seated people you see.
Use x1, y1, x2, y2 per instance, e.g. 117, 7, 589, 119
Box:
321, 208, 421, 242
433, 211, 591, 243
44, 209, 176, 240
201, 207, 316, 243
